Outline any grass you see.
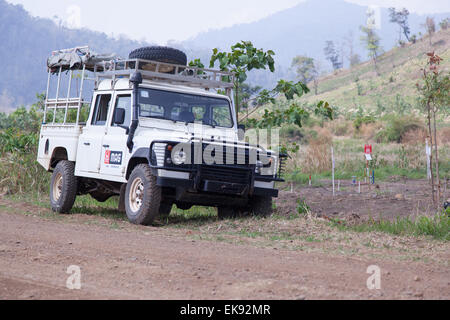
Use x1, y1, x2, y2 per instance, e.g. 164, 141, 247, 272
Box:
330, 212, 450, 241
302, 30, 450, 113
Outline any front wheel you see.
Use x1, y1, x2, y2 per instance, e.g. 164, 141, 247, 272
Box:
50, 161, 77, 213
125, 164, 161, 225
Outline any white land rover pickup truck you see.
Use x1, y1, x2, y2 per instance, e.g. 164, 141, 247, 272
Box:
37, 46, 286, 225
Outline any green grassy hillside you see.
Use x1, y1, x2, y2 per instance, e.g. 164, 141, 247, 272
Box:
304, 29, 450, 115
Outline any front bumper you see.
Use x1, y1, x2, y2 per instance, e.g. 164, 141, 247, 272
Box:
149, 140, 283, 198
156, 175, 278, 197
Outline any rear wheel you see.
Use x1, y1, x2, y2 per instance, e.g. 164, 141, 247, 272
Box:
50, 161, 77, 214
125, 164, 161, 225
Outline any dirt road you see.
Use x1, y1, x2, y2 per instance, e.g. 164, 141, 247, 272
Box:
0, 198, 448, 300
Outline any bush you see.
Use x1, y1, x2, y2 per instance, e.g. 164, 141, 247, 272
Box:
354, 114, 376, 131
376, 115, 423, 143
0, 129, 38, 154
280, 124, 305, 141
0, 147, 49, 195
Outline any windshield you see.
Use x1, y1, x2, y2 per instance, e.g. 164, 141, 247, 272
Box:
139, 88, 234, 128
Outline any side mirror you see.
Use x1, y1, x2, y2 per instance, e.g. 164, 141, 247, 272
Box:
238, 124, 246, 141
114, 108, 126, 125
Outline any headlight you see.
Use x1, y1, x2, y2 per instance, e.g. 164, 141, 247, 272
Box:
255, 160, 263, 174
260, 157, 275, 176
172, 150, 187, 165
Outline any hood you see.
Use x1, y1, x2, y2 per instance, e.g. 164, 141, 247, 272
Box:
137, 117, 238, 143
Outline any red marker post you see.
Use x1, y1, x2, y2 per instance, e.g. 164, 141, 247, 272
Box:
364, 145, 373, 184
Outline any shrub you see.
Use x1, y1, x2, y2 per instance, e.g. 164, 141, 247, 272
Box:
376, 115, 423, 143
280, 124, 305, 141
297, 198, 310, 214
354, 114, 376, 131
0, 147, 49, 195
0, 129, 38, 154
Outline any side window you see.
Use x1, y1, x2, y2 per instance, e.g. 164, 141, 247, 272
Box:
91, 94, 112, 126
140, 104, 165, 118
112, 95, 131, 128
212, 105, 233, 128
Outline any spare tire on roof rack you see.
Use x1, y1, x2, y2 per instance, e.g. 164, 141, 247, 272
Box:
128, 46, 187, 74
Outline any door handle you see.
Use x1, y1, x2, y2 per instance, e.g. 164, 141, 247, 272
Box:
84, 142, 90, 146
103, 145, 110, 148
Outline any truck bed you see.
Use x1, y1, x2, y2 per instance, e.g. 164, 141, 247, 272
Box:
37, 124, 84, 171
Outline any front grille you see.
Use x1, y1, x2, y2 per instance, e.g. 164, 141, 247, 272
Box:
201, 165, 251, 184
198, 143, 257, 166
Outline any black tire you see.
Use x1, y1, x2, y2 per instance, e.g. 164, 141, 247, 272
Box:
217, 207, 243, 220
249, 195, 273, 217
159, 202, 173, 217
129, 46, 187, 73
125, 164, 161, 225
50, 161, 77, 214
89, 191, 114, 203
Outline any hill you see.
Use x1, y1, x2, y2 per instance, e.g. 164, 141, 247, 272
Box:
0, 0, 209, 111
185, 0, 449, 68
0, 0, 448, 110
0, 0, 140, 111
302, 29, 450, 115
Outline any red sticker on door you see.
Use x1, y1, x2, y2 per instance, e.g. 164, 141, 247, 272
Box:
104, 150, 111, 164
104, 150, 122, 165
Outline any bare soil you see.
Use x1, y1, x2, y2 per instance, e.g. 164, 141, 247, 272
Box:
0, 194, 448, 300
276, 179, 442, 221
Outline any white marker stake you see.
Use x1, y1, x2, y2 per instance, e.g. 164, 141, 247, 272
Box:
358, 181, 361, 194
331, 147, 335, 197
426, 139, 432, 180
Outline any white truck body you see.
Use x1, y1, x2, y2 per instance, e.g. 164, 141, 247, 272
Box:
37, 46, 285, 222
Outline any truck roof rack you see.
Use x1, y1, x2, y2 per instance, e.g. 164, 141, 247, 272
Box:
94, 58, 235, 91
43, 46, 235, 127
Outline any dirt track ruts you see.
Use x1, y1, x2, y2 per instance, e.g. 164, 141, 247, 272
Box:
0, 203, 448, 300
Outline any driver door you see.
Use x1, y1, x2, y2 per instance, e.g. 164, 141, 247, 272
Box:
99, 93, 132, 177
76, 93, 112, 174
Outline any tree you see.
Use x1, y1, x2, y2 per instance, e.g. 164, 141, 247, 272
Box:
238, 83, 262, 110
417, 52, 450, 206
291, 55, 316, 84
388, 7, 411, 43
312, 60, 323, 95
343, 31, 361, 67
324, 41, 342, 70
191, 41, 333, 145
422, 17, 436, 46
439, 18, 449, 30
292, 56, 322, 95
360, 8, 382, 73
209, 41, 275, 118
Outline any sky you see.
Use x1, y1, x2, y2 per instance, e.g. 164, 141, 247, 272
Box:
6, 0, 450, 44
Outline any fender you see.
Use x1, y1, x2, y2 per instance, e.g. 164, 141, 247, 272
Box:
126, 147, 150, 179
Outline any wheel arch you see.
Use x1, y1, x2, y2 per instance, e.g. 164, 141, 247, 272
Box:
50, 147, 69, 169
126, 157, 149, 180
126, 148, 151, 179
